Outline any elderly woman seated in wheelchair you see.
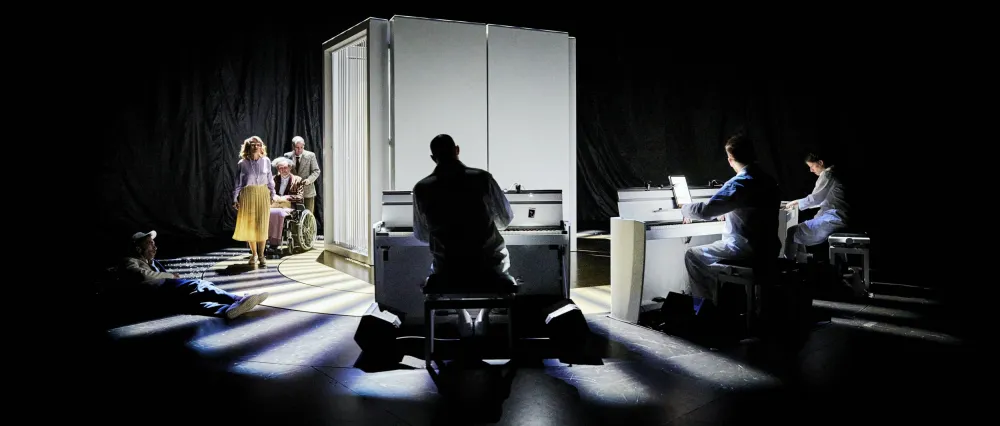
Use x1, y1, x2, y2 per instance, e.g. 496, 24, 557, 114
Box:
266, 157, 318, 258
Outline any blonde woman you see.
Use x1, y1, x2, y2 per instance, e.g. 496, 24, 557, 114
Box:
232, 136, 276, 267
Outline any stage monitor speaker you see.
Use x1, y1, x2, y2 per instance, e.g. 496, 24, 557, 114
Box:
544, 299, 589, 351
354, 303, 403, 362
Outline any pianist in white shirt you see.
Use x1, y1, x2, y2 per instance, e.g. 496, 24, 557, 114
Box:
412, 134, 516, 334
782, 152, 850, 261
679, 134, 782, 307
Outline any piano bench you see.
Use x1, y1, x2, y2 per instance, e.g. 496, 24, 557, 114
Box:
828, 232, 871, 296
828, 233, 870, 248
714, 261, 756, 332
422, 281, 517, 370
715, 258, 756, 278
714, 259, 796, 333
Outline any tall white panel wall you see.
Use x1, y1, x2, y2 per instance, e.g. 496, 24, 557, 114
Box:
389, 17, 489, 191
486, 25, 571, 214
486, 26, 576, 250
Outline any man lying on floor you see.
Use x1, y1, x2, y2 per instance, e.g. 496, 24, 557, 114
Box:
119, 230, 270, 320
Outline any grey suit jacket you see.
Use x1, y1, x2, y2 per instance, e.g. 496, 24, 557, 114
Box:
284, 150, 321, 198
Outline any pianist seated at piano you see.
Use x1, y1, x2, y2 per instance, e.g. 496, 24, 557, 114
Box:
680, 134, 781, 308
412, 134, 517, 336
782, 151, 851, 262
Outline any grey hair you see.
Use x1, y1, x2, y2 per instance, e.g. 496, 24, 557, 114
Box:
292, 136, 305, 146
272, 157, 293, 168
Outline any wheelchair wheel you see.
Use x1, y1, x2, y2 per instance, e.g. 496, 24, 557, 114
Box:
292, 210, 317, 253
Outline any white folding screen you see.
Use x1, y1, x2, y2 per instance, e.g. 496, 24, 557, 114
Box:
389, 17, 489, 191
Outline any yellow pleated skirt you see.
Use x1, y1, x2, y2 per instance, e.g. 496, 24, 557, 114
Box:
233, 185, 270, 242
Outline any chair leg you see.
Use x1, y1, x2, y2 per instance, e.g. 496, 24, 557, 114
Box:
863, 250, 871, 295
425, 305, 433, 370
746, 283, 754, 332
829, 248, 842, 281
506, 299, 514, 358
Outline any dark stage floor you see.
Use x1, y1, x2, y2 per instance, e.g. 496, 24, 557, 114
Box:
81, 235, 979, 425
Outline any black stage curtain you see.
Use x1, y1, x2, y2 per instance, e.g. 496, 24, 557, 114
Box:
571, 28, 966, 295
575, 35, 871, 227
570, 24, 912, 277
88, 24, 324, 261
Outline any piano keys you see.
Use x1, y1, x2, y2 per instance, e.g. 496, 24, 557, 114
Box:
610, 184, 799, 324
373, 189, 571, 325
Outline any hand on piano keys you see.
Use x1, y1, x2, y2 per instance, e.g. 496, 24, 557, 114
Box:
681, 216, 723, 224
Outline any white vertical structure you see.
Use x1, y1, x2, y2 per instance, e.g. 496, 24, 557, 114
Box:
484, 25, 577, 252
390, 17, 489, 189
323, 16, 576, 265
322, 19, 389, 265
568, 37, 577, 252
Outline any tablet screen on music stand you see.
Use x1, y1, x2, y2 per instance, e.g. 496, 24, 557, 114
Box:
669, 176, 692, 206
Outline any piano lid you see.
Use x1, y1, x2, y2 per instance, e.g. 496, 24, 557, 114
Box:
617, 186, 721, 202
379, 189, 564, 228
381, 189, 562, 204
618, 184, 722, 193
381, 189, 564, 195
378, 224, 565, 233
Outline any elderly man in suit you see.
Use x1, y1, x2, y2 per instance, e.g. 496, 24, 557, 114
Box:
271, 157, 304, 207
120, 230, 270, 319
284, 136, 321, 214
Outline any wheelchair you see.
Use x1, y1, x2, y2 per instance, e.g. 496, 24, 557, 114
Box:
264, 200, 318, 258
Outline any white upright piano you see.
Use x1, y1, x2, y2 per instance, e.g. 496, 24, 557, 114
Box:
610, 180, 799, 324
373, 189, 571, 325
